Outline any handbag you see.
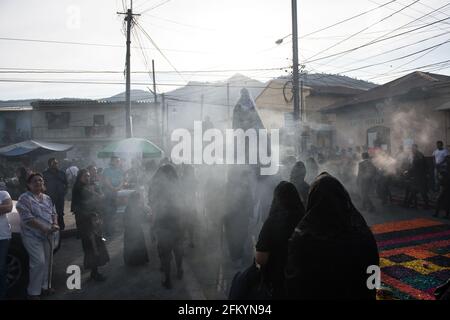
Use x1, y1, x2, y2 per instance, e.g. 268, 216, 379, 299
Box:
228, 261, 272, 300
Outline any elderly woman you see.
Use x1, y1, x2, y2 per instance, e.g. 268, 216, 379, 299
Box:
16, 173, 59, 300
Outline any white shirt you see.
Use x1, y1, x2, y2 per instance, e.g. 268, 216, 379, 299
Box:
0, 191, 12, 240
433, 148, 449, 166
66, 166, 79, 184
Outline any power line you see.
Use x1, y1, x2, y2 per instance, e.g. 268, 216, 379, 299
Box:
131, 27, 153, 83
0, 36, 212, 54
416, 0, 450, 18
306, 2, 450, 65
377, 0, 450, 25
0, 66, 289, 74
271, 0, 398, 49
304, 0, 421, 62
367, 58, 450, 80
334, 38, 450, 74
134, 21, 187, 82
140, 0, 171, 15
134, 0, 155, 10
320, 29, 449, 73
369, 0, 450, 28
303, 16, 450, 64
140, 14, 216, 32
368, 41, 447, 79
0, 78, 276, 89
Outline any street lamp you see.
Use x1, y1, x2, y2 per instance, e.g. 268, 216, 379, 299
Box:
275, 34, 291, 45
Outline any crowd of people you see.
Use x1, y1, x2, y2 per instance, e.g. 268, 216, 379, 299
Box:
0, 138, 449, 300
291, 141, 450, 218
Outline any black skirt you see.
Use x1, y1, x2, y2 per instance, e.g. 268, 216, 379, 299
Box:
123, 208, 149, 266
75, 212, 110, 270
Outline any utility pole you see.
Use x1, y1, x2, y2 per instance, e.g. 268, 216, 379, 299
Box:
161, 93, 165, 151
291, 0, 300, 122
200, 94, 204, 122
300, 80, 304, 121
118, 1, 140, 138
227, 82, 230, 123
152, 59, 157, 103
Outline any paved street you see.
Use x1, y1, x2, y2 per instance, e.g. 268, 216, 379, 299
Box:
37, 197, 449, 300
46, 212, 206, 300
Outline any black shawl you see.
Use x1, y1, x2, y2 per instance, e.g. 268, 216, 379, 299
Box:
286, 173, 379, 300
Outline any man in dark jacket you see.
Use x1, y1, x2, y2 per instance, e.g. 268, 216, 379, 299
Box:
43, 158, 68, 230
408, 144, 430, 209
357, 152, 377, 212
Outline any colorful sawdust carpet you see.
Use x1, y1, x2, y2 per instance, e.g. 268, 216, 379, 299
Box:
372, 218, 450, 300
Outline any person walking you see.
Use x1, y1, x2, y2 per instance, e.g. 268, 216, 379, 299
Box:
255, 181, 305, 299
149, 165, 184, 289
357, 152, 377, 212
224, 167, 254, 268
433, 141, 449, 190
102, 156, 124, 236
71, 169, 109, 281
433, 141, 449, 174
407, 145, 430, 209
123, 191, 150, 266
180, 164, 198, 248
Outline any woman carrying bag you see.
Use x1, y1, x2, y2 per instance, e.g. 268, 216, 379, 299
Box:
71, 169, 109, 282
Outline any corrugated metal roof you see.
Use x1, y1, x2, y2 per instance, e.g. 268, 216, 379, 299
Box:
435, 101, 450, 111
31, 99, 157, 108
0, 106, 33, 112
321, 71, 450, 113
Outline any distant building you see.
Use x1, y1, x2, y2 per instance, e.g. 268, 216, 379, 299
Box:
255, 74, 374, 151
0, 105, 32, 147
321, 71, 450, 155
30, 99, 162, 162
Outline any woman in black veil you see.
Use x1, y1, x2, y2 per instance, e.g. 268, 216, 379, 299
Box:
285, 172, 379, 300
149, 164, 184, 289
255, 181, 305, 299
72, 169, 110, 281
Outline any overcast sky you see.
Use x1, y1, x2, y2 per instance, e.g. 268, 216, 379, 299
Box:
0, 0, 449, 100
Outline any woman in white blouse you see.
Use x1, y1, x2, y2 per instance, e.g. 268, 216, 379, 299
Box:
16, 173, 59, 300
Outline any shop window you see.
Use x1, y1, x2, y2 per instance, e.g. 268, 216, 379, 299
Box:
46, 112, 70, 129
93, 115, 105, 126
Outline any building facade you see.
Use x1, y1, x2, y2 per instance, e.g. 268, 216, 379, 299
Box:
322, 72, 450, 155
0, 106, 32, 147
255, 77, 371, 151
31, 99, 162, 163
